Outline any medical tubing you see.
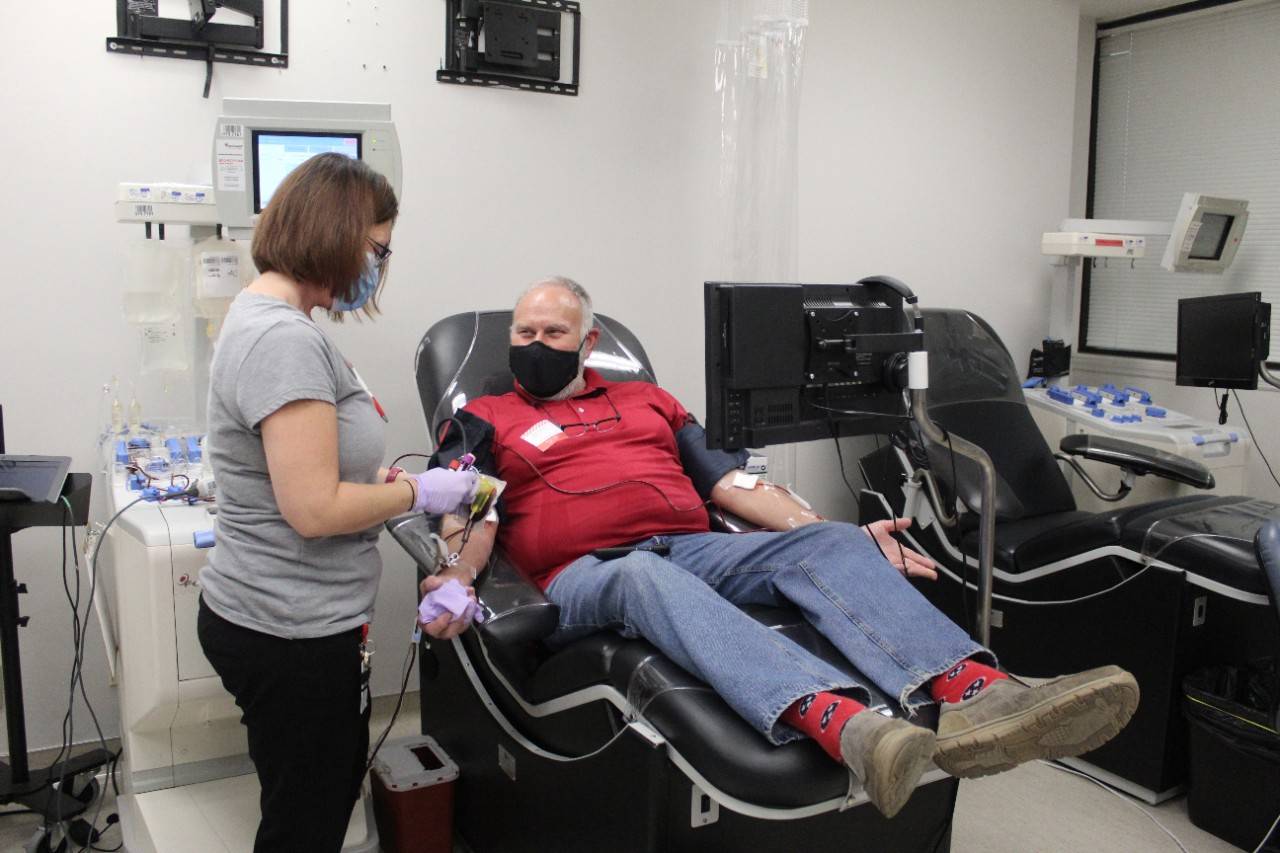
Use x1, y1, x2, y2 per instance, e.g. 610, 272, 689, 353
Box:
1232, 390, 1280, 492
1044, 762, 1190, 853
910, 389, 995, 646
366, 641, 418, 773
856, 432, 909, 572
61, 492, 165, 847
493, 439, 711, 515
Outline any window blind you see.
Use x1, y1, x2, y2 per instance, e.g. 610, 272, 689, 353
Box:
1085, 1, 1280, 361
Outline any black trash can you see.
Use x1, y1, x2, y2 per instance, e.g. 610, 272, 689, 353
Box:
1184, 663, 1280, 853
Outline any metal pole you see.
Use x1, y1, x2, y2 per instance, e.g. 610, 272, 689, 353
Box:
909, 390, 996, 647
0, 406, 30, 783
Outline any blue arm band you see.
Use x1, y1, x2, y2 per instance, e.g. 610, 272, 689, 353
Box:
676, 421, 750, 499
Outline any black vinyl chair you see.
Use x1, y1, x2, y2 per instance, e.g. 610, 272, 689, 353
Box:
859, 308, 1280, 802
386, 311, 960, 853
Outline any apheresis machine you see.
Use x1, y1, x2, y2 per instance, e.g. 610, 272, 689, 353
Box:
100, 99, 400, 853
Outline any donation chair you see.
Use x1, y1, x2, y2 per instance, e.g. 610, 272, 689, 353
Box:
858, 308, 1280, 803
386, 311, 959, 853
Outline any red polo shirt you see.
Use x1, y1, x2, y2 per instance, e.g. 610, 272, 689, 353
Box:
458, 369, 711, 589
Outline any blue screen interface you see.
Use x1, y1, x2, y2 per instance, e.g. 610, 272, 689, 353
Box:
254, 132, 360, 211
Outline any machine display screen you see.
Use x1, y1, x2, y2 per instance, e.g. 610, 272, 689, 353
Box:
252, 131, 362, 213
1187, 213, 1233, 260
1176, 292, 1268, 389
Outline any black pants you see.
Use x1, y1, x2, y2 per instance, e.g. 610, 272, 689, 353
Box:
198, 597, 370, 853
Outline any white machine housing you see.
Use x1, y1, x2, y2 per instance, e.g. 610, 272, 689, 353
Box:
1160, 192, 1249, 273
1041, 232, 1146, 260
98, 443, 251, 794
1025, 382, 1250, 514
213, 99, 403, 240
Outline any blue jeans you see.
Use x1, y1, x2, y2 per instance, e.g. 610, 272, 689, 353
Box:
545, 523, 990, 745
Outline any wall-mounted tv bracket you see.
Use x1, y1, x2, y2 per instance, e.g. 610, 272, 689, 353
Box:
106, 1, 289, 99
438, 0, 580, 96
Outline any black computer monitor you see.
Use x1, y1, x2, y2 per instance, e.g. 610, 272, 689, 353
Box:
704, 281, 922, 450
1175, 292, 1271, 390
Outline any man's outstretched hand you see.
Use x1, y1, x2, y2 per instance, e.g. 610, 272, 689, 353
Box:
861, 518, 938, 581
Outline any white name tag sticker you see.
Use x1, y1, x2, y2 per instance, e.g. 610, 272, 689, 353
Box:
521, 419, 566, 452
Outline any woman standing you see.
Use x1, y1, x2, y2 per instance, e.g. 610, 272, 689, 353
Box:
197, 152, 477, 852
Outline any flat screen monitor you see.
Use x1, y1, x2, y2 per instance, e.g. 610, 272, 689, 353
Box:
252, 130, 361, 213
704, 281, 921, 450
1176, 292, 1271, 390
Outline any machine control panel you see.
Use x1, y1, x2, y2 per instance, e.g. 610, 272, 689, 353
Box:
1024, 379, 1241, 457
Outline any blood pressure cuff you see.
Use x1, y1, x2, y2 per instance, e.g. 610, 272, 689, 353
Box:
676, 420, 750, 500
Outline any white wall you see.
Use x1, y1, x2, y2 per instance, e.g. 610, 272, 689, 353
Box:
0, 0, 1086, 752
790, 0, 1085, 511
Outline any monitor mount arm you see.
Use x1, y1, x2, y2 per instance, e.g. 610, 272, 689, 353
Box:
1261, 361, 1280, 391
895, 310, 997, 647
853, 275, 996, 645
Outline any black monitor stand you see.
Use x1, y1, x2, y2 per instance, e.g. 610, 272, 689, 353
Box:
0, 405, 111, 825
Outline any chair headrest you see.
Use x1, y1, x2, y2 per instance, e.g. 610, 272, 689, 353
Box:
1255, 520, 1280, 612
414, 311, 658, 441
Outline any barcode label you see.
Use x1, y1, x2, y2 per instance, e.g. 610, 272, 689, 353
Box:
134, 204, 154, 217
220, 124, 244, 138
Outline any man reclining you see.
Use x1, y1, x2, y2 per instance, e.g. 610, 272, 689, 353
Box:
419, 276, 1139, 818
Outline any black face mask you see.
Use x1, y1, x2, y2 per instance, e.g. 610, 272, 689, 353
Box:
509, 339, 583, 398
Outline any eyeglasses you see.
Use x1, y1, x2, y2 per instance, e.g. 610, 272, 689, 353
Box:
367, 237, 393, 266
366, 237, 392, 285
544, 391, 622, 437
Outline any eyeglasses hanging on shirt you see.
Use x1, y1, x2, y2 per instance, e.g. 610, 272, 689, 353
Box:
536, 389, 622, 437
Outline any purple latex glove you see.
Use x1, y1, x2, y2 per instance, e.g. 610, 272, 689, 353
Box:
408, 468, 479, 515
418, 578, 485, 626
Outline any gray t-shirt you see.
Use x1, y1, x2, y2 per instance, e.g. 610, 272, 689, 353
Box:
200, 291, 386, 638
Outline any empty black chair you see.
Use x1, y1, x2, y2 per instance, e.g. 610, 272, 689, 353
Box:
860, 308, 1280, 802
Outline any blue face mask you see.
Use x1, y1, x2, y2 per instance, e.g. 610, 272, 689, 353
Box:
332, 252, 380, 312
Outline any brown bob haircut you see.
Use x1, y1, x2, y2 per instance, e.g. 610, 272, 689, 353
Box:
251, 152, 399, 319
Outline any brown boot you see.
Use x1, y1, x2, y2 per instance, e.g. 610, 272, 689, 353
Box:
839, 712, 936, 818
933, 665, 1140, 779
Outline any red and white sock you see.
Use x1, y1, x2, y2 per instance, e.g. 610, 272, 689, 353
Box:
781, 691, 866, 762
930, 659, 1008, 705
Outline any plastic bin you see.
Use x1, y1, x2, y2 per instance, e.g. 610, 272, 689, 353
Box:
1183, 664, 1280, 853
370, 735, 459, 853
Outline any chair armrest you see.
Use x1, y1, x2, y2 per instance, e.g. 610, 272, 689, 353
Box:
475, 550, 561, 645
708, 505, 764, 533
1058, 434, 1214, 490
385, 512, 560, 645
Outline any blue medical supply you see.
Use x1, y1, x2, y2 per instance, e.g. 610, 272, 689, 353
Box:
1146, 407, 1167, 418
114, 441, 129, 465
193, 529, 216, 549
165, 438, 184, 461
1048, 386, 1075, 405
186, 436, 202, 462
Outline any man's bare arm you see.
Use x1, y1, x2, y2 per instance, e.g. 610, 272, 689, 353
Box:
707, 471, 823, 531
